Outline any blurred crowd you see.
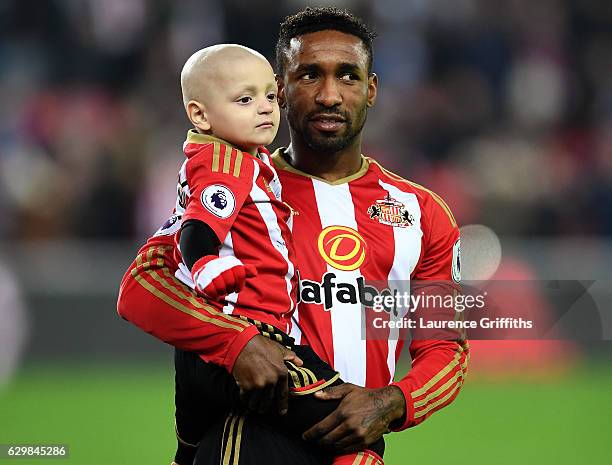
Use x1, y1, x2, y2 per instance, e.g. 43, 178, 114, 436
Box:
1, 0, 612, 241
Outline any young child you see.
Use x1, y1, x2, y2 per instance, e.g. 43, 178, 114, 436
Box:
147, 44, 384, 465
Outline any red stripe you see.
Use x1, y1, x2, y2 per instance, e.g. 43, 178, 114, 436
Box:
349, 179, 396, 387
290, 379, 326, 393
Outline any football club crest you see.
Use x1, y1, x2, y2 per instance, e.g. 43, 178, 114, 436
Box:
367, 194, 414, 228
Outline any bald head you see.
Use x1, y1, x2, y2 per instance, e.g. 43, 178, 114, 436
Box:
181, 44, 272, 107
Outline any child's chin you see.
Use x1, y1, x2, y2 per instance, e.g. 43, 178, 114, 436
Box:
258, 138, 275, 147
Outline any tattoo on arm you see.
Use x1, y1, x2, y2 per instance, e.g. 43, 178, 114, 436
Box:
361, 387, 398, 428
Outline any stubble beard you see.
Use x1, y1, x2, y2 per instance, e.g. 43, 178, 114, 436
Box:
288, 104, 368, 154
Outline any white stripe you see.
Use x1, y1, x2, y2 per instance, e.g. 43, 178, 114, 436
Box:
312, 180, 366, 387
193, 256, 242, 291
379, 180, 423, 380
250, 161, 296, 315
261, 152, 283, 201
174, 233, 239, 314
175, 262, 195, 289
175, 159, 189, 216
219, 231, 237, 314
289, 312, 302, 344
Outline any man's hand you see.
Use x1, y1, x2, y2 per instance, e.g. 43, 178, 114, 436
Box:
232, 335, 303, 415
192, 255, 257, 301
303, 384, 406, 453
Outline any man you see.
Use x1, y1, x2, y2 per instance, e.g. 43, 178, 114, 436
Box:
118, 7, 468, 465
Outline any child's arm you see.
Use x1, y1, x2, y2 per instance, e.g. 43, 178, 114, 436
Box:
180, 219, 220, 268
179, 219, 256, 301
179, 142, 258, 301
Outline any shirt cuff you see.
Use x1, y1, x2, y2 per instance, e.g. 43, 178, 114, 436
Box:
389, 380, 415, 431
203, 324, 259, 374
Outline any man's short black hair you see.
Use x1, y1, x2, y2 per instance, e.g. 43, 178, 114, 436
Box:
275, 7, 377, 76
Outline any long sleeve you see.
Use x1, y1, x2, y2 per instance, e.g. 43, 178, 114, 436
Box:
391, 339, 469, 430
117, 236, 259, 373
390, 184, 469, 430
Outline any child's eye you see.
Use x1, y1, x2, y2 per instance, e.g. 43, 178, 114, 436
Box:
237, 96, 252, 104
267, 93, 277, 102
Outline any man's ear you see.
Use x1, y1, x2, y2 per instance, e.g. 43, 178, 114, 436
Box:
367, 73, 378, 108
186, 100, 211, 132
276, 74, 287, 109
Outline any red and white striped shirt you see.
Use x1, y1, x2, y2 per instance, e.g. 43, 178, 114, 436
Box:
272, 150, 468, 430
160, 131, 298, 333
119, 143, 468, 429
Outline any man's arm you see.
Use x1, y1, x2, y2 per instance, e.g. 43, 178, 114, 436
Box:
389, 339, 469, 430
389, 186, 468, 430
302, 383, 405, 453
118, 143, 265, 371
302, 339, 468, 451
117, 237, 260, 372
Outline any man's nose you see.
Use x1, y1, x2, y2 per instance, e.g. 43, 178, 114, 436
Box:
315, 78, 342, 107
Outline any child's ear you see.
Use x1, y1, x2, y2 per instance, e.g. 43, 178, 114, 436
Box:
276, 75, 286, 109
186, 100, 211, 131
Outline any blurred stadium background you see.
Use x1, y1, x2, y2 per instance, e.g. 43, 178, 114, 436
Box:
1, 0, 611, 463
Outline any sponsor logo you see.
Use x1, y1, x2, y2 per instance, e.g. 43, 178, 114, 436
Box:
367, 194, 414, 228
452, 238, 461, 283
201, 184, 236, 219
317, 225, 366, 271
298, 271, 395, 312
298, 272, 463, 316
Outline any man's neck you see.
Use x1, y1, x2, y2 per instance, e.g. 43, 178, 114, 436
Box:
284, 135, 363, 183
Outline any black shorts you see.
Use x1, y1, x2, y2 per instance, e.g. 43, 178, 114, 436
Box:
173, 318, 384, 465
192, 412, 333, 465
174, 318, 342, 444
240, 316, 342, 396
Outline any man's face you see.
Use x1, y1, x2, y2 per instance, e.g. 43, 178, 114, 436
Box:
279, 30, 377, 153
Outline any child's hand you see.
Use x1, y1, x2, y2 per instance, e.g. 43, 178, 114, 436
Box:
192, 255, 257, 301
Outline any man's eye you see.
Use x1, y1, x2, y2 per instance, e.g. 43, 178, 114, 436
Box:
300, 73, 316, 80
340, 73, 358, 81
237, 96, 252, 104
